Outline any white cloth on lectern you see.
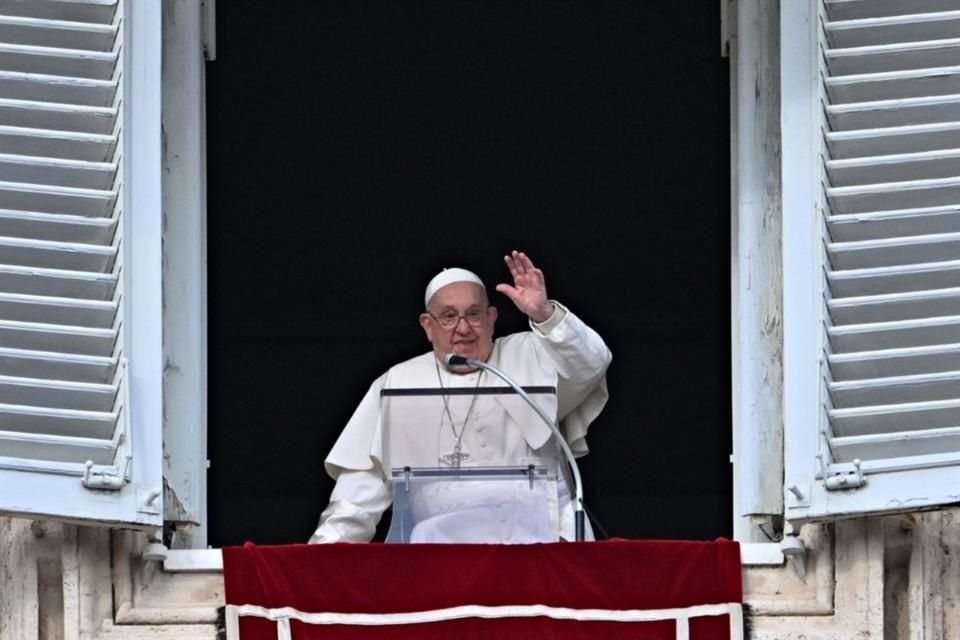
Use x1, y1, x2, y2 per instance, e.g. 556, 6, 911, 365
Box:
309, 302, 611, 543
407, 479, 556, 543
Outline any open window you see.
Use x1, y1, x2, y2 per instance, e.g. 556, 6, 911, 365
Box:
782, 0, 960, 523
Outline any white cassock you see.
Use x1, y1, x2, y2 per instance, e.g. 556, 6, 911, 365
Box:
309, 301, 612, 543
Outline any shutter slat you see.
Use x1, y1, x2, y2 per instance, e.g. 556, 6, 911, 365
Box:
0, 125, 116, 161
0, 70, 116, 107
828, 260, 960, 296
0, 97, 117, 135
827, 39, 960, 76
828, 95, 960, 131
828, 121, 960, 159
0, 431, 117, 465
827, 66, 960, 104
0, 15, 117, 52
825, 11, 960, 49
0, 346, 117, 383
0, 0, 118, 25
0, 181, 116, 216
829, 398, 960, 436
0, 374, 116, 411
829, 315, 960, 352
828, 144, 960, 177
0, 402, 117, 439
0, 292, 117, 328
0, 208, 116, 244
829, 343, 960, 380
827, 176, 960, 214
0, 319, 116, 356
0, 235, 116, 271
827, 231, 960, 269
828, 287, 960, 324
0, 43, 117, 80
0, 263, 118, 295
825, 0, 960, 22
0, 153, 116, 189
830, 370, 960, 407
0, 264, 116, 299
830, 426, 960, 462
826, 148, 960, 186
827, 206, 960, 241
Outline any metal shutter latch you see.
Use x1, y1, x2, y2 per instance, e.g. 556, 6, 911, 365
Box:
81, 457, 130, 491
820, 457, 866, 491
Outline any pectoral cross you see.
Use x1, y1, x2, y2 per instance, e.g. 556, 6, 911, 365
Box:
440, 444, 470, 468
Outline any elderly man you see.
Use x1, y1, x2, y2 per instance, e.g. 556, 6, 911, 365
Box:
310, 250, 612, 543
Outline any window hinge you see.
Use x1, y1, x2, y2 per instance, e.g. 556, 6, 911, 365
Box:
822, 459, 866, 491
81, 457, 130, 491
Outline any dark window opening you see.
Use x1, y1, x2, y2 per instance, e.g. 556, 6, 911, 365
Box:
206, 1, 731, 546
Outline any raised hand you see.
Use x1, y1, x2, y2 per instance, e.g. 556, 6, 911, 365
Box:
495, 250, 555, 323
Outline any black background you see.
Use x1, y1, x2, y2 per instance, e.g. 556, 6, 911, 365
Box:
206, 1, 731, 546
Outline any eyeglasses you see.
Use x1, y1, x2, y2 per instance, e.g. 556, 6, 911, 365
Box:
427, 307, 488, 330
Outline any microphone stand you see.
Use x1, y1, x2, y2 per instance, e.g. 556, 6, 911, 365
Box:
445, 354, 586, 542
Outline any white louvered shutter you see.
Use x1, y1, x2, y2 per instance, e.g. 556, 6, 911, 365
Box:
783, 0, 960, 522
0, 0, 162, 528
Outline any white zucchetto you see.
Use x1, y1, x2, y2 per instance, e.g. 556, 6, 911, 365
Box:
424, 268, 485, 307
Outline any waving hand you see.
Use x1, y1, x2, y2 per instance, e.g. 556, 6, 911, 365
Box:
495, 250, 555, 323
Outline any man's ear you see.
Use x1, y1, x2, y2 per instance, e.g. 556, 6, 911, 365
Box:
488, 306, 498, 325
419, 313, 433, 342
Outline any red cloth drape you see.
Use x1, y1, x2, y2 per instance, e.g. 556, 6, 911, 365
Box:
223, 538, 742, 639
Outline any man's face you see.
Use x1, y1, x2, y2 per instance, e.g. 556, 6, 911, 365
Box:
419, 282, 497, 365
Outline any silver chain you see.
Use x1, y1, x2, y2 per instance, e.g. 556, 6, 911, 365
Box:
434, 359, 483, 466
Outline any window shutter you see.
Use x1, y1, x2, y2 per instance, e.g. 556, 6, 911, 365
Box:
0, 0, 162, 528
784, 0, 960, 522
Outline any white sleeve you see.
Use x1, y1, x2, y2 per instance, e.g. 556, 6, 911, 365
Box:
528, 301, 612, 456
308, 466, 393, 543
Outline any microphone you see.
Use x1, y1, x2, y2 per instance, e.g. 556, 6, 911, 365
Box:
443, 353, 470, 368
442, 353, 587, 542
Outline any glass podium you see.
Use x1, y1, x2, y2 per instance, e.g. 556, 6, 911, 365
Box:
380, 386, 560, 544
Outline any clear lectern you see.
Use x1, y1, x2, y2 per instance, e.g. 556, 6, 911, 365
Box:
380, 386, 562, 543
